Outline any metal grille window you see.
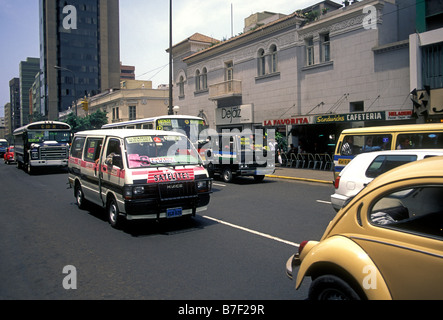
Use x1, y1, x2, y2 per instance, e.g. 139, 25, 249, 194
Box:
422, 43, 443, 89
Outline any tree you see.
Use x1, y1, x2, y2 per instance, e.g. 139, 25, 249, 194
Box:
63, 109, 108, 133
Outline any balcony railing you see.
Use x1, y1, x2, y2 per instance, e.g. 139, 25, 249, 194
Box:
209, 80, 242, 100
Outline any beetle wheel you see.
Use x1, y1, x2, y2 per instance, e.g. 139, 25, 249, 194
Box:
309, 275, 362, 300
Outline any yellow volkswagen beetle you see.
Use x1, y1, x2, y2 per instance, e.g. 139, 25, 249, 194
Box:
286, 156, 443, 300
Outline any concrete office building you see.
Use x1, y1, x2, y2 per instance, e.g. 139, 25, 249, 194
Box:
40, 0, 120, 120
9, 78, 21, 131
171, 0, 417, 153
19, 57, 40, 126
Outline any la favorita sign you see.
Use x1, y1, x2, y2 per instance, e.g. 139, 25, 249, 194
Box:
263, 117, 310, 126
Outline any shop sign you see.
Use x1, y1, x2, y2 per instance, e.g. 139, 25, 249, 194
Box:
386, 110, 413, 120
316, 111, 385, 123
216, 104, 253, 125
263, 117, 310, 126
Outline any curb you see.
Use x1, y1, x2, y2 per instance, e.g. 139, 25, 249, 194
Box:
266, 174, 333, 185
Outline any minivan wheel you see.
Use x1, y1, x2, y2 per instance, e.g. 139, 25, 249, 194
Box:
107, 197, 123, 229
75, 184, 86, 210
309, 275, 362, 300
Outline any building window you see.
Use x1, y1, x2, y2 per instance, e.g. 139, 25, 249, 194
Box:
270, 45, 278, 73
129, 106, 136, 120
257, 49, 265, 76
422, 43, 443, 89
112, 107, 119, 121
178, 76, 185, 98
225, 61, 234, 91
225, 61, 233, 81
201, 67, 208, 90
306, 38, 314, 66
195, 70, 201, 91
321, 33, 330, 62
350, 101, 364, 112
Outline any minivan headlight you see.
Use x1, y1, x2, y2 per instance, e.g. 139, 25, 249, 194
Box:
196, 179, 212, 193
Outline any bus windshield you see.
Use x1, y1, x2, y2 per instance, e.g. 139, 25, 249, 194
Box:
28, 131, 71, 143
125, 135, 201, 168
156, 118, 208, 143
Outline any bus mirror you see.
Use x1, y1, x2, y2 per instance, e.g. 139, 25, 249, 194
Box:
206, 150, 212, 158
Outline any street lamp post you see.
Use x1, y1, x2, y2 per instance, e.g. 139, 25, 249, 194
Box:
168, 0, 173, 115
54, 65, 78, 116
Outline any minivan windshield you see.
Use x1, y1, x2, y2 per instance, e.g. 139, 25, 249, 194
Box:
125, 135, 201, 168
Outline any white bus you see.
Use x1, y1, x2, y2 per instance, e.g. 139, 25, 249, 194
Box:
102, 115, 208, 146
14, 121, 71, 174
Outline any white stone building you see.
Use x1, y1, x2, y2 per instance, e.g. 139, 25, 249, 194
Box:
171, 0, 417, 153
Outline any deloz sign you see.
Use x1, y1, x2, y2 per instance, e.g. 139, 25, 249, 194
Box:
263, 117, 309, 126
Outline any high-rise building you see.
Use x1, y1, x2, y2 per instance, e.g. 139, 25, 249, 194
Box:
19, 57, 40, 126
39, 0, 120, 119
9, 78, 21, 130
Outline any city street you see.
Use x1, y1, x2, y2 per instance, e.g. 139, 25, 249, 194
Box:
0, 163, 335, 302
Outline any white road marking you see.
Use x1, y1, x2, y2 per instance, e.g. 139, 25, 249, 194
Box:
316, 200, 331, 204
213, 182, 226, 187
203, 215, 299, 248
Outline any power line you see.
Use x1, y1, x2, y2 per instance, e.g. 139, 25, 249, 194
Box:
136, 63, 169, 79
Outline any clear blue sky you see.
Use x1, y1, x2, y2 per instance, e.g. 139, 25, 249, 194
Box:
0, 0, 320, 117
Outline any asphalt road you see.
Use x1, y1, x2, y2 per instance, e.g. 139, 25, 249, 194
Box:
0, 163, 335, 303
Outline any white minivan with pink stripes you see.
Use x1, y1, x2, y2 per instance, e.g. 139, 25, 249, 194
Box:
68, 129, 212, 229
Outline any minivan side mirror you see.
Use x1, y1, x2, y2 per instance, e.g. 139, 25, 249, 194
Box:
105, 153, 123, 169
112, 154, 123, 169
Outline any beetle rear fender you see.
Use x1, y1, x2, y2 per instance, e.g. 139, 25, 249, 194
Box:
295, 235, 392, 300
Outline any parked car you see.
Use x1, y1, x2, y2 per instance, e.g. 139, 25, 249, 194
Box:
0, 139, 8, 157
286, 156, 443, 300
331, 149, 443, 211
3, 146, 15, 164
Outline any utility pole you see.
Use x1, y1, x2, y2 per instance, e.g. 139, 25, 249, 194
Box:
168, 0, 173, 115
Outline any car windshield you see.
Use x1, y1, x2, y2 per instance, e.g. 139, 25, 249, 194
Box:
125, 135, 201, 168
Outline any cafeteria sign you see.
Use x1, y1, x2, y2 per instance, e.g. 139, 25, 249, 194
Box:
316, 111, 385, 123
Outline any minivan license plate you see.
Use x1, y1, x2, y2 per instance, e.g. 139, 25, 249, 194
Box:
167, 208, 182, 218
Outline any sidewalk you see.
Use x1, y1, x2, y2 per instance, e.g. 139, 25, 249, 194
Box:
266, 165, 334, 185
